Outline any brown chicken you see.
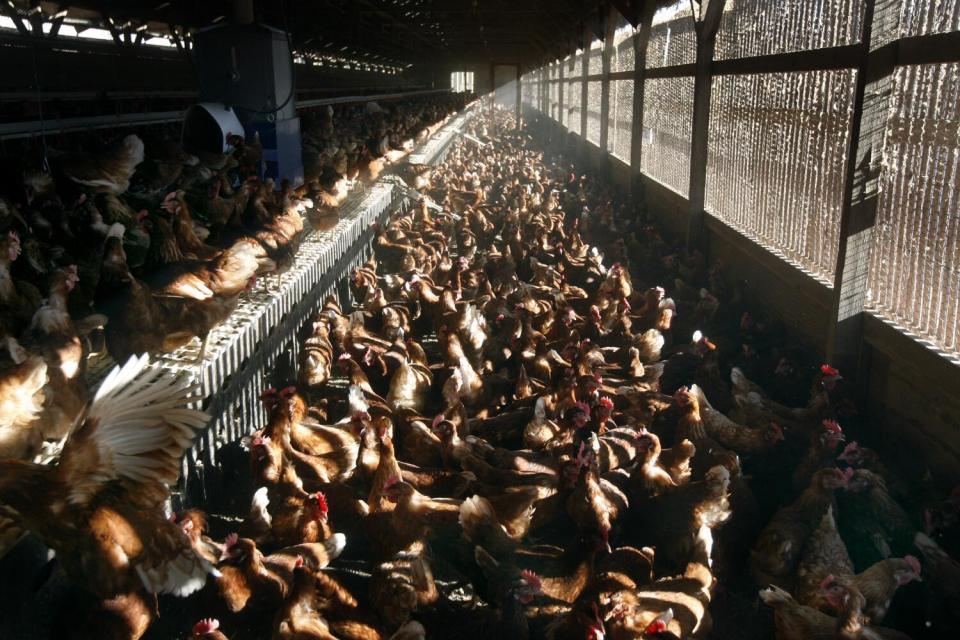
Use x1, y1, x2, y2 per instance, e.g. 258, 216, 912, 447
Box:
56, 133, 145, 194
272, 561, 337, 640
0, 354, 213, 598
751, 467, 849, 590
151, 240, 260, 359
24, 265, 89, 440
0, 341, 47, 459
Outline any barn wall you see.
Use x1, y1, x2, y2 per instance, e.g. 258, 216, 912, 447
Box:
530, 114, 960, 485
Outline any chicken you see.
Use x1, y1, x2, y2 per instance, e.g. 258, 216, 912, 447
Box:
598, 561, 714, 639
365, 477, 460, 558
795, 505, 855, 609
630, 465, 731, 574
759, 584, 836, 640
838, 468, 916, 571
0, 354, 213, 598
566, 434, 623, 550
98, 222, 171, 361
150, 240, 260, 359
751, 467, 849, 589
689, 384, 785, 455
216, 532, 347, 612
459, 487, 540, 560
913, 532, 960, 629
24, 265, 89, 440
299, 317, 335, 389
473, 546, 544, 640
56, 134, 145, 194
369, 542, 439, 630
0, 340, 47, 460
820, 576, 914, 639
0, 231, 42, 335
272, 561, 337, 640
837, 441, 911, 503
192, 618, 229, 640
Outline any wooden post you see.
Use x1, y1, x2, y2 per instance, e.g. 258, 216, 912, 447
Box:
629, 2, 656, 205
685, 0, 726, 249
580, 46, 588, 147
598, 7, 615, 154
827, 0, 896, 377
558, 58, 565, 148
515, 64, 522, 128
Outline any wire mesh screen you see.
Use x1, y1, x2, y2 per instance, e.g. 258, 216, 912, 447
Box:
565, 81, 582, 135
647, 0, 696, 68
569, 50, 584, 77
588, 39, 604, 75
705, 69, 857, 283
549, 81, 560, 121
868, 62, 960, 357
715, 0, 866, 60
875, 0, 960, 46
586, 80, 603, 146
607, 79, 634, 163
641, 76, 694, 196
611, 20, 635, 73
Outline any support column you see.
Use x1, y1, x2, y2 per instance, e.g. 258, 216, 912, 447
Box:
827, 0, 896, 377
598, 8, 615, 154
515, 64, 522, 128
685, 0, 726, 249
629, 2, 656, 205
558, 59, 565, 148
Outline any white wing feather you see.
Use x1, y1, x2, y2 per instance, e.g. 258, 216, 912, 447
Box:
69, 354, 208, 504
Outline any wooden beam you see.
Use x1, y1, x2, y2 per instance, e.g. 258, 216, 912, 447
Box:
101, 13, 124, 47
558, 56, 565, 145
711, 44, 861, 75
610, 0, 639, 26
887, 29, 960, 67
827, 0, 897, 379
0, 3, 30, 36
685, 0, 727, 249
47, 15, 65, 39
629, 0, 656, 200
598, 6, 614, 154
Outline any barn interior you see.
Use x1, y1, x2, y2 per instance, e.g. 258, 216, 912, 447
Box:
0, 1, 958, 639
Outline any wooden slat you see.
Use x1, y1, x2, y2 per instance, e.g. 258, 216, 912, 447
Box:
629, 1, 656, 197
685, 0, 727, 248
711, 44, 861, 75
827, 0, 896, 378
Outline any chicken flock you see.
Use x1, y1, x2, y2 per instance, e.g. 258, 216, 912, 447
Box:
0, 93, 466, 467
1, 102, 959, 640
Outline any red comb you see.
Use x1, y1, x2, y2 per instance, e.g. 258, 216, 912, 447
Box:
279, 386, 297, 398
574, 401, 591, 416
295, 555, 304, 568
314, 492, 328, 514
432, 414, 445, 430
192, 618, 220, 636
224, 532, 238, 548
645, 619, 668, 635
905, 554, 921, 575
819, 574, 837, 591
598, 397, 614, 410
822, 419, 842, 434
521, 569, 542, 590
260, 387, 278, 399
821, 364, 840, 377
